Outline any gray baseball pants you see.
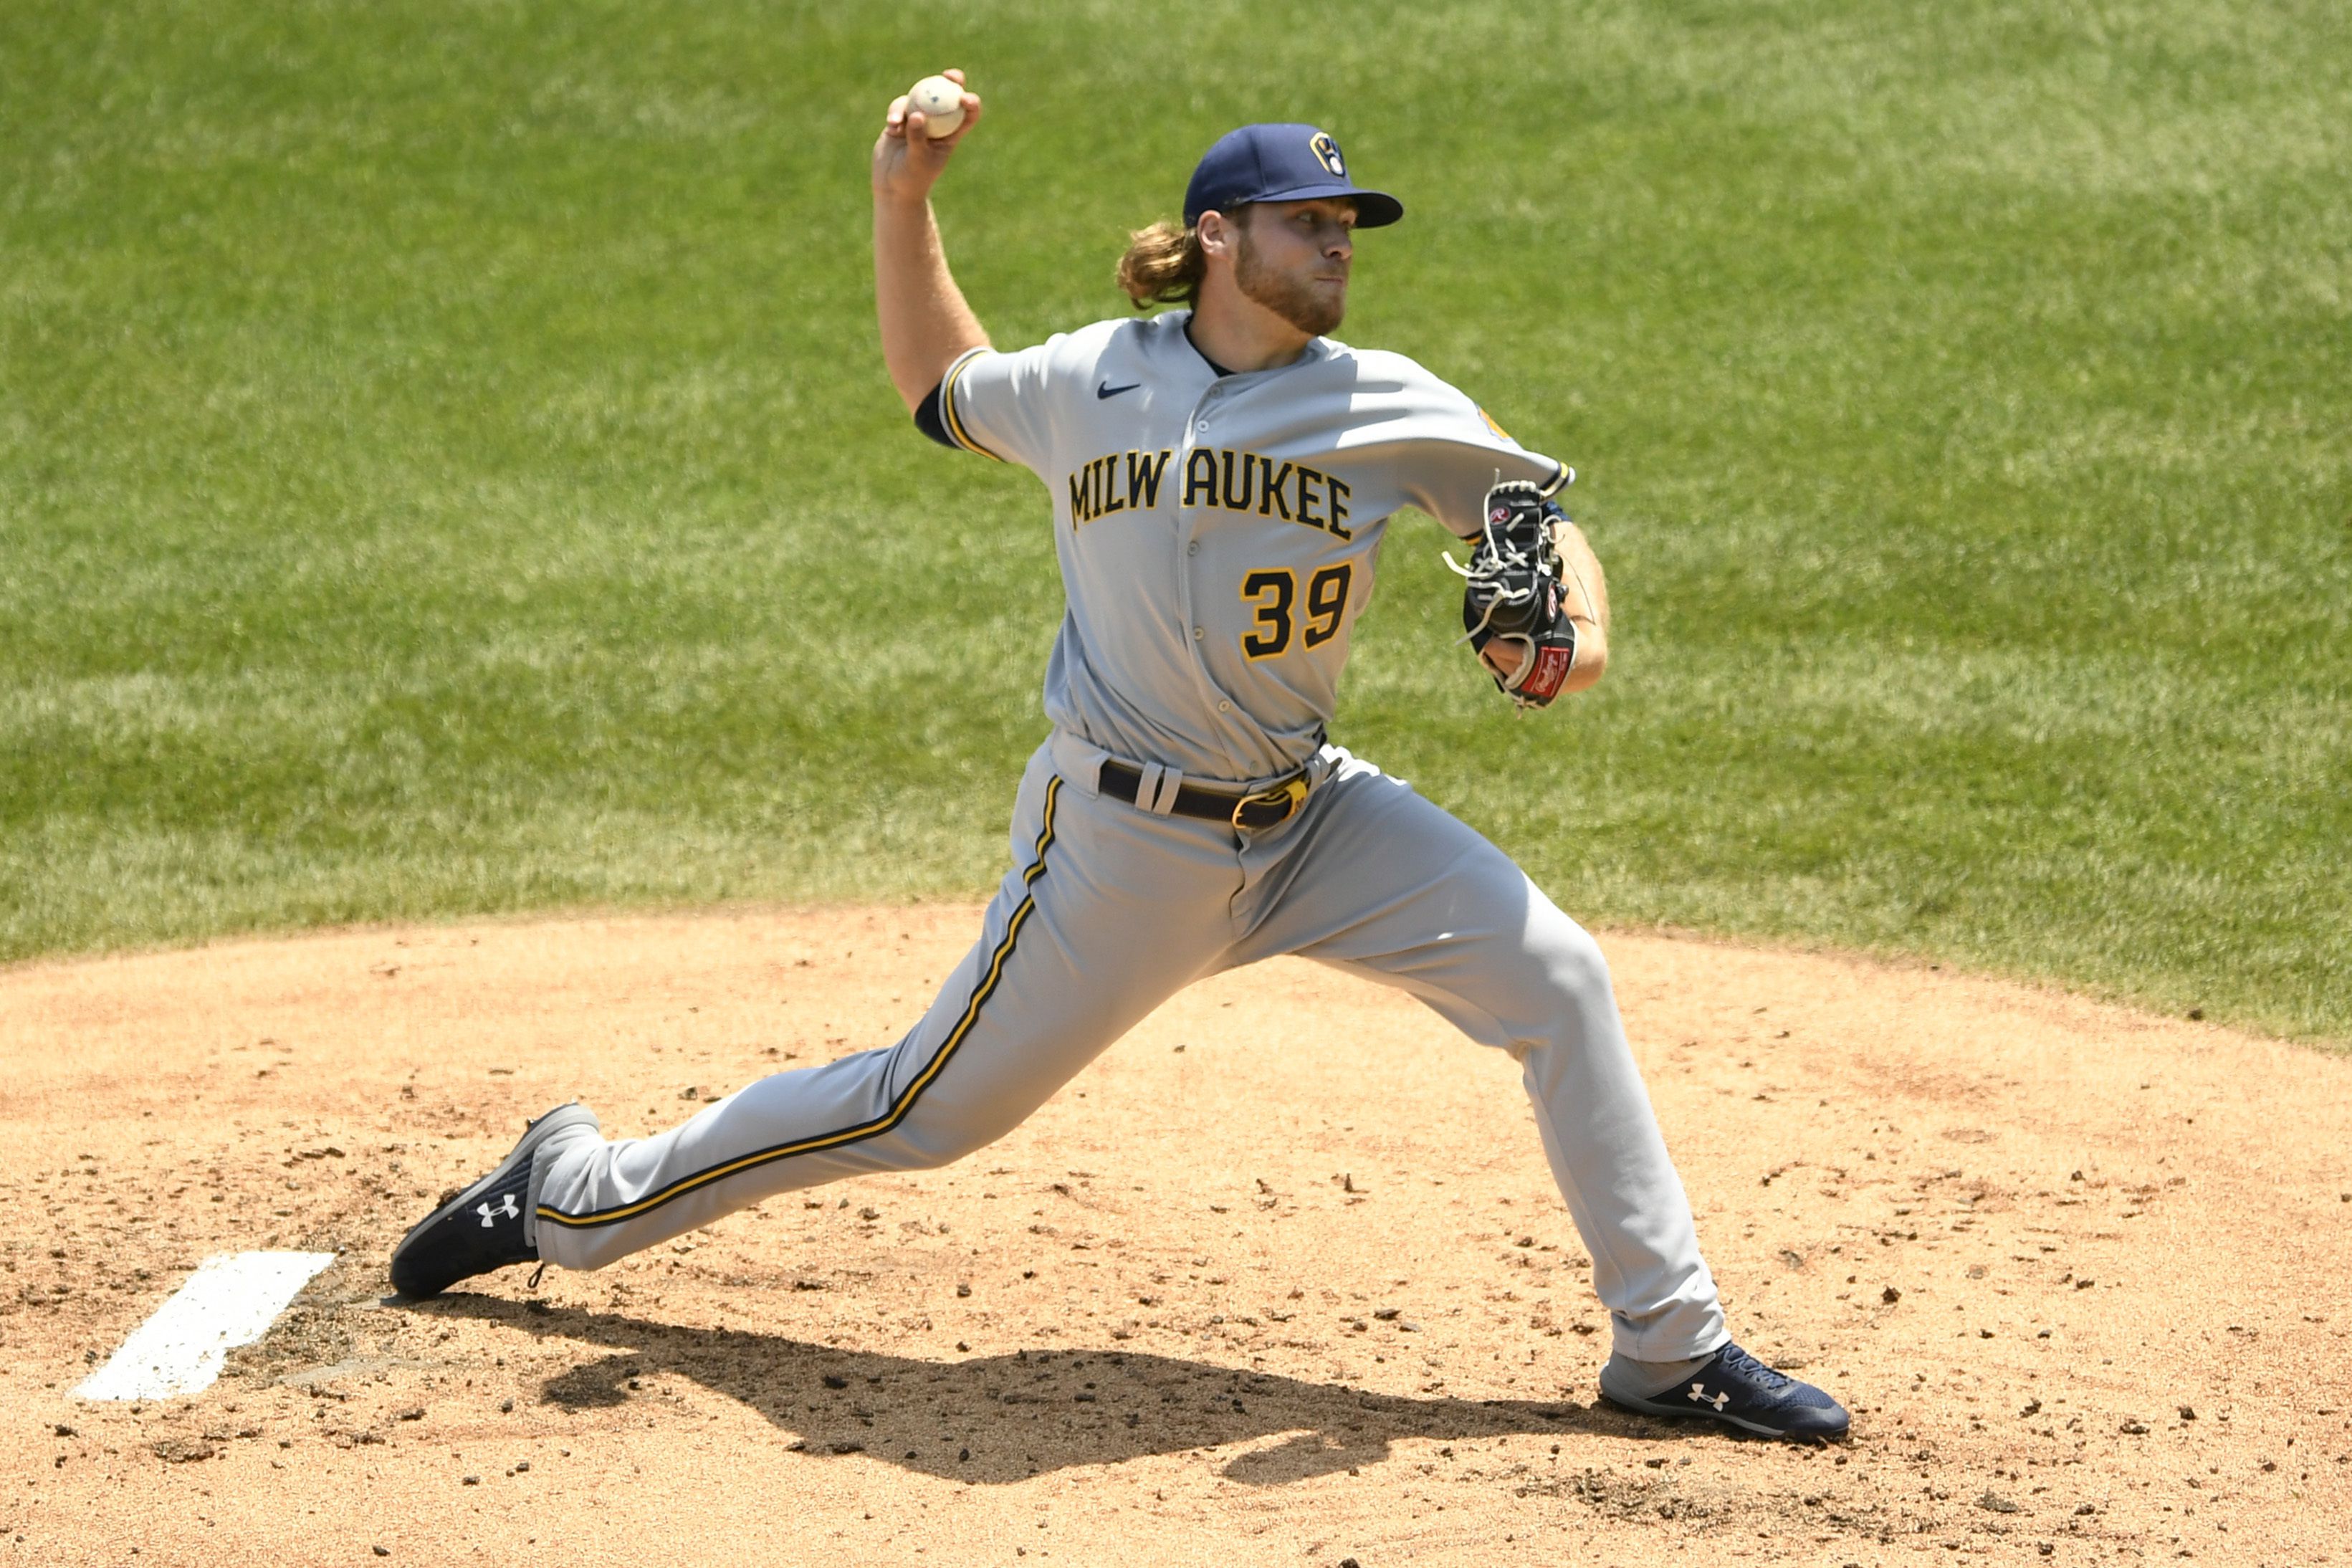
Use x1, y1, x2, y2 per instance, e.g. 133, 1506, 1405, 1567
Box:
531, 734, 1727, 1360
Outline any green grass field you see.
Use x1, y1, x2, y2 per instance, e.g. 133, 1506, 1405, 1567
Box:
4, 1, 2346, 1039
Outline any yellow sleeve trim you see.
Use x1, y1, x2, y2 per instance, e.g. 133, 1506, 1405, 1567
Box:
940, 348, 1008, 464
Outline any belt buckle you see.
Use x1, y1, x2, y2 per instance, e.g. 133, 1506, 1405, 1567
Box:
1232, 773, 1309, 831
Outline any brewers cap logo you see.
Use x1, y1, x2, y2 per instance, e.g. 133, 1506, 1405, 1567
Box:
1308, 131, 1346, 177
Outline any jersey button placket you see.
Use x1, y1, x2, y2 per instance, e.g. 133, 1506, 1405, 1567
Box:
1171, 448, 1216, 718
1180, 383, 1251, 772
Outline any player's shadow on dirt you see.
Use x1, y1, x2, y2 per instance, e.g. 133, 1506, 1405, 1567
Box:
424, 1295, 1678, 1485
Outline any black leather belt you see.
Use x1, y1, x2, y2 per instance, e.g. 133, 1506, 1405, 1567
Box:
1099, 761, 1312, 831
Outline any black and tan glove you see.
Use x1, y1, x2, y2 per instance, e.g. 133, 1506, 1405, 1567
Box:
1450, 478, 1582, 709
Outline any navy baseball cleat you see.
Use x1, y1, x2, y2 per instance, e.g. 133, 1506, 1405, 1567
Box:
388, 1104, 599, 1300
1599, 1342, 1850, 1441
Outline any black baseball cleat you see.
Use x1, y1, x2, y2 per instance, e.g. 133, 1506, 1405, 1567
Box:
1599, 1342, 1850, 1441
388, 1104, 599, 1300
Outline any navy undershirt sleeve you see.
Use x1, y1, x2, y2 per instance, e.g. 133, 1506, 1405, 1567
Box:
912, 378, 956, 449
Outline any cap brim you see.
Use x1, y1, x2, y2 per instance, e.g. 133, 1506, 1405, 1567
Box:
1209, 182, 1405, 228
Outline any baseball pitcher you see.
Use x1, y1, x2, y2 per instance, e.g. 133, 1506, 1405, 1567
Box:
391, 72, 1848, 1442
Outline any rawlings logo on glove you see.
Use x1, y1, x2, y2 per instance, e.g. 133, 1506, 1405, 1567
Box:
1449, 479, 1582, 709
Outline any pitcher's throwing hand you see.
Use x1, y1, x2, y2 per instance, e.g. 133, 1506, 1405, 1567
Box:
872, 67, 980, 204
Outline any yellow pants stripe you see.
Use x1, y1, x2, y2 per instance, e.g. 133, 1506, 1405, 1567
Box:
537, 775, 1063, 1230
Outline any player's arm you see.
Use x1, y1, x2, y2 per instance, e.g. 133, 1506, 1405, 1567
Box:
1481, 517, 1610, 694
871, 70, 989, 412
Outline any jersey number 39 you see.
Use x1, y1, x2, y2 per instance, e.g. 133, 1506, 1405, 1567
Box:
1240, 564, 1352, 660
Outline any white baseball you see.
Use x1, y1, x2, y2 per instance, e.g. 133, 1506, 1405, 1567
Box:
907, 75, 965, 138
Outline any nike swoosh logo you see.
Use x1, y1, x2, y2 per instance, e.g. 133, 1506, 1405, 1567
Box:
1096, 381, 1141, 399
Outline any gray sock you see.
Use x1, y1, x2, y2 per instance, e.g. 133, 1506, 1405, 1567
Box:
1599, 1347, 1721, 1402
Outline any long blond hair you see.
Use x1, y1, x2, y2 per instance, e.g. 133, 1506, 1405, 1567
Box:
1115, 218, 1209, 309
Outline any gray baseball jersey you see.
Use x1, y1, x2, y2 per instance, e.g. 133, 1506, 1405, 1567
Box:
936, 310, 1570, 782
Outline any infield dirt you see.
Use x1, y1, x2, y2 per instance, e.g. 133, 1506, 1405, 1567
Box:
2, 908, 2346, 1565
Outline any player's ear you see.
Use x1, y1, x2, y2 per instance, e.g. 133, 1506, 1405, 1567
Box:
1196, 208, 1240, 262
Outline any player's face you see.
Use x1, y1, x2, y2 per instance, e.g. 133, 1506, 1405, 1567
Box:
1233, 199, 1357, 336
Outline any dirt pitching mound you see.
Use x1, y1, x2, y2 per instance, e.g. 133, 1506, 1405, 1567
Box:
3, 908, 2347, 1565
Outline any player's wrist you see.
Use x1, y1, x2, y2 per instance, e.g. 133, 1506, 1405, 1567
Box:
871, 183, 936, 214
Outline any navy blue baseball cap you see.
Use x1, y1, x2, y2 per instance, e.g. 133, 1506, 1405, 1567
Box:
1182, 123, 1403, 229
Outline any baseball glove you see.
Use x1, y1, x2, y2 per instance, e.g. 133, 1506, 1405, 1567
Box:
1449, 478, 1582, 709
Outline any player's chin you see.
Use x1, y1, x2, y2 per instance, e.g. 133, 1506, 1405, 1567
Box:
1296, 286, 1347, 335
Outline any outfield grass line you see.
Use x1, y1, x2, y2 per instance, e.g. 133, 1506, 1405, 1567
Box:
3, 894, 2339, 1059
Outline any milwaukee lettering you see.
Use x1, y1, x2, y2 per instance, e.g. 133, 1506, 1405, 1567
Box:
1066, 446, 1352, 540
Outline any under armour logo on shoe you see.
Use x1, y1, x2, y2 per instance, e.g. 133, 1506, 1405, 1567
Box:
476, 1194, 520, 1227
1688, 1382, 1730, 1411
